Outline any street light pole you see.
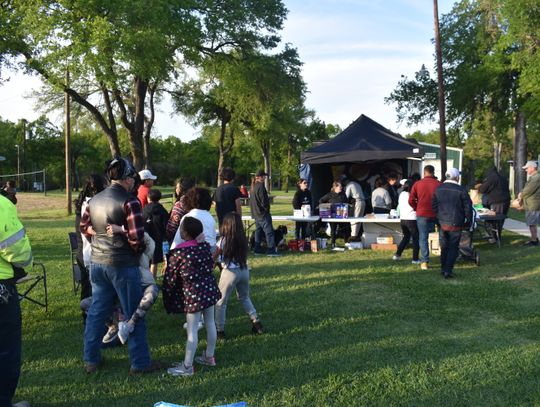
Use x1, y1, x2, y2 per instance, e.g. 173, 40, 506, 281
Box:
433, 0, 447, 177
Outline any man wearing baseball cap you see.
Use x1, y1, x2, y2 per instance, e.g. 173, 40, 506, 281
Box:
519, 161, 540, 246
432, 168, 472, 279
250, 170, 279, 256
137, 169, 157, 209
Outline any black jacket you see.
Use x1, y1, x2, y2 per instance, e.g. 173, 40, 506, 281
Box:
432, 181, 472, 228
250, 181, 270, 220
293, 189, 313, 209
319, 191, 348, 205
478, 167, 510, 206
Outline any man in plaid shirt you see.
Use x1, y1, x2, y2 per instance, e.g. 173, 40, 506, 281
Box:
80, 157, 163, 375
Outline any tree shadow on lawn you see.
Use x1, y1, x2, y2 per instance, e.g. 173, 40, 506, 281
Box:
17, 237, 540, 406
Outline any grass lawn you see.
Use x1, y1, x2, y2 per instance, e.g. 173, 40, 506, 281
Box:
12, 192, 540, 406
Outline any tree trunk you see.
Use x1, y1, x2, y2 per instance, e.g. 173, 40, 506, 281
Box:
143, 82, 157, 169
513, 111, 527, 193
216, 112, 233, 187
285, 137, 293, 193
493, 141, 502, 171
261, 140, 271, 192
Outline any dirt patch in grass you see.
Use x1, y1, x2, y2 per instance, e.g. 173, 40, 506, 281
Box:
15, 192, 66, 214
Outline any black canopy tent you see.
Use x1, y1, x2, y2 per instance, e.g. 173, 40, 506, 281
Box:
300, 114, 425, 207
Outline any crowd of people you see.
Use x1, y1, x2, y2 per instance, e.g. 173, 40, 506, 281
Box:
1, 156, 539, 405
72, 160, 264, 379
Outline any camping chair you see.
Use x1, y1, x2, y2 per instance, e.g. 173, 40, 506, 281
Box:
68, 232, 82, 293
17, 261, 48, 311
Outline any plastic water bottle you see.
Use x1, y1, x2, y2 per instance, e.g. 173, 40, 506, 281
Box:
162, 241, 170, 263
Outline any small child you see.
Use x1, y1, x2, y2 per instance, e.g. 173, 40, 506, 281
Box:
117, 231, 159, 344
88, 227, 159, 345
143, 189, 169, 278
163, 217, 221, 376
214, 212, 263, 339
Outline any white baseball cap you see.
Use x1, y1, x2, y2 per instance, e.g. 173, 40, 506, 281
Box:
445, 168, 460, 179
399, 179, 408, 186
139, 169, 157, 180
522, 160, 538, 169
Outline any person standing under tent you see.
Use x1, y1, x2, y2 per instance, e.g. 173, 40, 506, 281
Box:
341, 175, 365, 241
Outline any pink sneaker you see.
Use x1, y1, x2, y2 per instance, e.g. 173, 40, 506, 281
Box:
194, 351, 216, 366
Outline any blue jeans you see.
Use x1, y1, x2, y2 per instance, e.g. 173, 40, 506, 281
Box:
84, 263, 151, 370
439, 229, 462, 275
0, 285, 21, 407
416, 216, 436, 263
254, 214, 276, 254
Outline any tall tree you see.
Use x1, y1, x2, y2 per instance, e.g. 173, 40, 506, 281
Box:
3, 0, 287, 169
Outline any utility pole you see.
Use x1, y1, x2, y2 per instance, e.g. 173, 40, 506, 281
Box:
433, 0, 447, 177
65, 69, 72, 215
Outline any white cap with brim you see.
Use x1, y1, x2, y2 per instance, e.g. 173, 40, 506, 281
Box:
522, 160, 538, 169
139, 169, 157, 180
445, 168, 460, 179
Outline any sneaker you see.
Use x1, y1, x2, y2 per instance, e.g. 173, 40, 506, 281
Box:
182, 321, 204, 330
443, 273, 453, 279
252, 320, 264, 335
411, 260, 421, 265
12, 401, 31, 407
167, 362, 194, 377
118, 321, 134, 345
217, 330, 226, 340
129, 360, 165, 375
420, 262, 429, 270
523, 240, 539, 247
194, 351, 216, 366
102, 325, 118, 344
392, 255, 401, 261
253, 250, 265, 255
267, 251, 281, 257
84, 360, 102, 374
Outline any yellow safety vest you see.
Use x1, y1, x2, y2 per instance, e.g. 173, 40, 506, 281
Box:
0, 195, 33, 281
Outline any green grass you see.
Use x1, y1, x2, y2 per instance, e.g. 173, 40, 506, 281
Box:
13, 194, 540, 406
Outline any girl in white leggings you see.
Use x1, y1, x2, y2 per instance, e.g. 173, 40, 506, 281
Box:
164, 217, 221, 377
214, 212, 263, 338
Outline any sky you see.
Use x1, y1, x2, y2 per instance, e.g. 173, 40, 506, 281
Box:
0, 0, 455, 141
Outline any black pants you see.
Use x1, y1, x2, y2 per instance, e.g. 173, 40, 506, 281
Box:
485, 202, 509, 240
295, 221, 308, 240
440, 229, 462, 276
0, 284, 21, 407
396, 220, 419, 260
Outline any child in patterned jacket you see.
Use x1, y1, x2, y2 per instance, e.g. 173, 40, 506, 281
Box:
163, 217, 221, 376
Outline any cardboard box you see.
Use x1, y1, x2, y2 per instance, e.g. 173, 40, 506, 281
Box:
370, 243, 398, 251
319, 203, 332, 218
376, 236, 394, 244
428, 232, 440, 256
311, 239, 319, 252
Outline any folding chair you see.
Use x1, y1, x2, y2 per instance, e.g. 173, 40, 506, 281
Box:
17, 261, 48, 312
68, 232, 82, 293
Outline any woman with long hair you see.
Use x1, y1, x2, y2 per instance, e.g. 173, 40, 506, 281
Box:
73, 174, 107, 304
166, 177, 196, 242
214, 212, 263, 339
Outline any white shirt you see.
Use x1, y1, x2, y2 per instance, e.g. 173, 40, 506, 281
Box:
397, 191, 416, 220
171, 208, 216, 249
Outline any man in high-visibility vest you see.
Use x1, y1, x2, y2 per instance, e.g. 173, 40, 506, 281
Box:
0, 194, 33, 407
